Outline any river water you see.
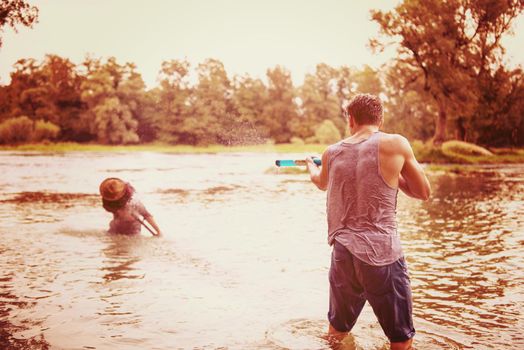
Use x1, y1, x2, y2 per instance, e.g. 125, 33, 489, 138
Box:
0, 151, 523, 350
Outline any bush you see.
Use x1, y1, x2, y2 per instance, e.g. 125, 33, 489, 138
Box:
0, 116, 34, 144
32, 120, 61, 142
314, 120, 341, 144
305, 136, 318, 144
441, 140, 493, 157
411, 140, 450, 163
0, 117, 61, 144
290, 136, 305, 145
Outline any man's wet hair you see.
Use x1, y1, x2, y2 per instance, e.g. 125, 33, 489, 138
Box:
346, 94, 383, 125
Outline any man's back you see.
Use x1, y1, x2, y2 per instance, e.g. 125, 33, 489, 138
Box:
326, 131, 402, 266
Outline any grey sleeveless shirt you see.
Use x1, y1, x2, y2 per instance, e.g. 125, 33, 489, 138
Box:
326, 131, 403, 266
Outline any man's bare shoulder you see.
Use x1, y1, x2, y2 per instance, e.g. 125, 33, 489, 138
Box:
379, 132, 411, 154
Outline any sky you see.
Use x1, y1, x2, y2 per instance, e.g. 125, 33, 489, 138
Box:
0, 0, 523, 88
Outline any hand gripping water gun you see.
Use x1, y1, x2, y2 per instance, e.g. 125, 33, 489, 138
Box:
275, 157, 321, 167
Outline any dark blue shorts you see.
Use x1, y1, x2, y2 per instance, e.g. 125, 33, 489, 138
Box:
328, 240, 415, 343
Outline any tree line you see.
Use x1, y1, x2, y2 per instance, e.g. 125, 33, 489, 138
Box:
0, 0, 523, 147
0, 55, 383, 145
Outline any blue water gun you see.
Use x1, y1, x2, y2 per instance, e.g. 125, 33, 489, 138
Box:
275, 157, 321, 167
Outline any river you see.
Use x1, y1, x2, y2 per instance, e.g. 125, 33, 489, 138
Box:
0, 151, 523, 349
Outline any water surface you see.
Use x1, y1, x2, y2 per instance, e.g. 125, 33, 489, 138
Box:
1, 152, 523, 349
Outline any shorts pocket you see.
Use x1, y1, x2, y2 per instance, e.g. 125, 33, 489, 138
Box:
395, 257, 411, 284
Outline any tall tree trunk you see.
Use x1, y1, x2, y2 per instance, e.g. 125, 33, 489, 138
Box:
433, 100, 447, 145
455, 117, 466, 141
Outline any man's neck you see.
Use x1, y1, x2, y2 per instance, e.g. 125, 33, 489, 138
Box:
350, 125, 379, 138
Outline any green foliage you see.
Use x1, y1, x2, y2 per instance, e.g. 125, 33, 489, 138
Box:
442, 140, 493, 157
80, 57, 142, 144
372, 0, 524, 143
32, 119, 60, 142
290, 137, 305, 145
0, 0, 39, 47
0, 116, 33, 143
382, 65, 436, 142
232, 75, 272, 144
0, 49, 522, 148
466, 67, 524, 146
314, 120, 342, 144
295, 63, 341, 139
263, 66, 298, 143
0, 116, 61, 143
409, 140, 524, 164
4, 55, 86, 140
154, 59, 192, 144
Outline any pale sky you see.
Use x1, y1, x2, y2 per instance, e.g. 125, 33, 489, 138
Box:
1, 0, 523, 88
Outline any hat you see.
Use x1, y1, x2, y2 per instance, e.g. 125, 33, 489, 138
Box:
99, 178, 127, 201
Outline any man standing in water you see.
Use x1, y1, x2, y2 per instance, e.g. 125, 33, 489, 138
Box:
306, 94, 431, 350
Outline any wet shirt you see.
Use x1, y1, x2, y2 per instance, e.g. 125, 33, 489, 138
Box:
326, 132, 403, 266
108, 196, 151, 235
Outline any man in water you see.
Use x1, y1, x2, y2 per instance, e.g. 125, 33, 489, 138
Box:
99, 177, 162, 236
306, 94, 431, 350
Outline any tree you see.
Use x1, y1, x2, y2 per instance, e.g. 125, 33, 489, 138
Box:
314, 119, 342, 144
153, 59, 192, 143
296, 63, 341, 139
469, 66, 524, 146
189, 58, 235, 145
353, 65, 382, 96
372, 0, 523, 144
80, 57, 145, 144
0, 0, 38, 47
264, 66, 299, 143
382, 62, 436, 141
3, 56, 86, 140
232, 74, 271, 144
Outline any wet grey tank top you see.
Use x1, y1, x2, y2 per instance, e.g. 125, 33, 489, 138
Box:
326, 131, 402, 266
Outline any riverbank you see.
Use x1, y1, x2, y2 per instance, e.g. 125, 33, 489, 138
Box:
1, 141, 523, 164
0, 142, 327, 154
412, 140, 524, 164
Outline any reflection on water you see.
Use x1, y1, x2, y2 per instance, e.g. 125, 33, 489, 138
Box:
398, 167, 524, 349
101, 236, 146, 283
0, 152, 523, 349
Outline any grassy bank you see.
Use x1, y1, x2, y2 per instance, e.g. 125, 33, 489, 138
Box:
1, 141, 523, 164
412, 140, 524, 164
0, 142, 327, 154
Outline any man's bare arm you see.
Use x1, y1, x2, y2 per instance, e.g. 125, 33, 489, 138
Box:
144, 215, 162, 236
306, 149, 329, 191
398, 174, 420, 199
398, 137, 431, 200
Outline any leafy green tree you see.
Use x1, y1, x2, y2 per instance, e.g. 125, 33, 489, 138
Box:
232, 74, 271, 144
6, 58, 47, 121
469, 67, 524, 146
264, 66, 299, 143
4, 55, 85, 140
32, 119, 60, 142
372, 0, 523, 144
0, 115, 33, 143
314, 119, 342, 144
382, 62, 436, 141
80, 57, 145, 144
296, 63, 341, 139
0, 0, 38, 47
153, 59, 192, 143
189, 58, 235, 145
353, 65, 382, 96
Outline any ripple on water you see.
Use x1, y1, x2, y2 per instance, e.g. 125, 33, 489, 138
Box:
265, 316, 476, 350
